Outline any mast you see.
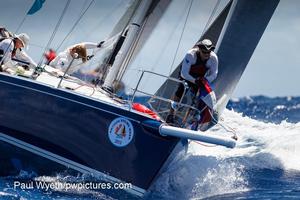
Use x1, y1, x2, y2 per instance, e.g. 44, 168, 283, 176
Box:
102, 0, 154, 92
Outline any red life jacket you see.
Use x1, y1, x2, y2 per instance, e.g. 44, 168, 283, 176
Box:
45, 50, 56, 63
132, 103, 161, 121
188, 50, 208, 79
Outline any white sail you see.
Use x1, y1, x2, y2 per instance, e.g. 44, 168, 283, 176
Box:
102, 0, 154, 90
120, 0, 230, 96
108, 0, 141, 38
115, 0, 172, 82
213, 0, 280, 114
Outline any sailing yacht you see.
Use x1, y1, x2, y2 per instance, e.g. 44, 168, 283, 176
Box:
0, 0, 279, 197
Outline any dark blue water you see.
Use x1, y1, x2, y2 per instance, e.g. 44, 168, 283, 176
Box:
227, 96, 300, 124
1, 96, 300, 199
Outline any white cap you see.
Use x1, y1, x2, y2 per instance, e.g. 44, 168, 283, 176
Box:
15, 33, 30, 48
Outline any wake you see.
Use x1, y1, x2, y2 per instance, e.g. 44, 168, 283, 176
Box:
147, 109, 300, 199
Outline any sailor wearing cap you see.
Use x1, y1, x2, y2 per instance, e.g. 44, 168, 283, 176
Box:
174, 39, 218, 101
166, 39, 219, 124
0, 33, 37, 72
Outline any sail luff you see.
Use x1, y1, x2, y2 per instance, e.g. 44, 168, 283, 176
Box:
118, 0, 171, 81
114, 0, 173, 82
103, 0, 154, 91
154, 1, 232, 100
213, 0, 280, 114
108, 0, 141, 38
148, 1, 233, 119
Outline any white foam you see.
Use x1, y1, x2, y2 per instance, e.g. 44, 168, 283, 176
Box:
151, 109, 300, 199
8, 109, 299, 199
220, 109, 300, 171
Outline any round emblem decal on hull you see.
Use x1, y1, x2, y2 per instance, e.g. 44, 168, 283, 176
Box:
108, 117, 134, 147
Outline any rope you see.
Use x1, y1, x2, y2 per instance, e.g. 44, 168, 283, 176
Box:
189, 108, 237, 148
73, 83, 96, 96
55, 0, 95, 52
208, 108, 238, 140
191, 140, 217, 147
37, 0, 71, 68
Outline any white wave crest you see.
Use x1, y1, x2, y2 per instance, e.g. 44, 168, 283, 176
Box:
150, 109, 300, 199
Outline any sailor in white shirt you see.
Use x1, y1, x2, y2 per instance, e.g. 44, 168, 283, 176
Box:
166, 39, 219, 124
0, 33, 37, 72
172, 39, 218, 101
180, 40, 218, 85
49, 42, 105, 74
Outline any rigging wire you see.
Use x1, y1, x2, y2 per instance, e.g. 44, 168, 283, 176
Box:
153, 0, 194, 112
55, 0, 95, 52
201, 0, 222, 37
15, 16, 27, 33
153, 0, 233, 147
116, 15, 149, 83
81, 0, 125, 41
156, 0, 222, 121
168, 0, 221, 76
145, 0, 190, 76
168, 0, 194, 76
80, 0, 90, 15
120, 0, 194, 96
15, 2, 34, 33
74, 0, 126, 73
37, 0, 71, 68
29, 43, 45, 49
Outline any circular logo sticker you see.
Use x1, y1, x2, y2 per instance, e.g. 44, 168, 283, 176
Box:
108, 117, 134, 147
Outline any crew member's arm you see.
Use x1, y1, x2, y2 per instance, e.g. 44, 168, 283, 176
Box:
181, 49, 197, 83
76, 40, 113, 57
81, 41, 112, 49
81, 42, 98, 49
204, 51, 218, 83
15, 49, 37, 69
0, 39, 14, 65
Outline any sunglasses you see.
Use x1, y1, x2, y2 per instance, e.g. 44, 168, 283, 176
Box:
201, 49, 211, 54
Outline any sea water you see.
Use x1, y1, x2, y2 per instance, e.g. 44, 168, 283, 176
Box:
1, 96, 300, 199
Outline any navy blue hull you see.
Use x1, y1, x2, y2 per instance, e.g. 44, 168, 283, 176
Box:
0, 74, 180, 191
0, 140, 69, 176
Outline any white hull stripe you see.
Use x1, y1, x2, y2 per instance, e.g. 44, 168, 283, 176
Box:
0, 132, 146, 197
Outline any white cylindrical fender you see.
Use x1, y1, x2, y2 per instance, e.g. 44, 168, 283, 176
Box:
159, 125, 236, 148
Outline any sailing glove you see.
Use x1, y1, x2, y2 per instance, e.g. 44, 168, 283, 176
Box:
97, 41, 105, 48
87, 55, 94, 60
195, 77, 207, 87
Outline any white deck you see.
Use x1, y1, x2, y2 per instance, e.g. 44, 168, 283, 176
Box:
1, 65, 157, 121
35, 65, 124, 107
